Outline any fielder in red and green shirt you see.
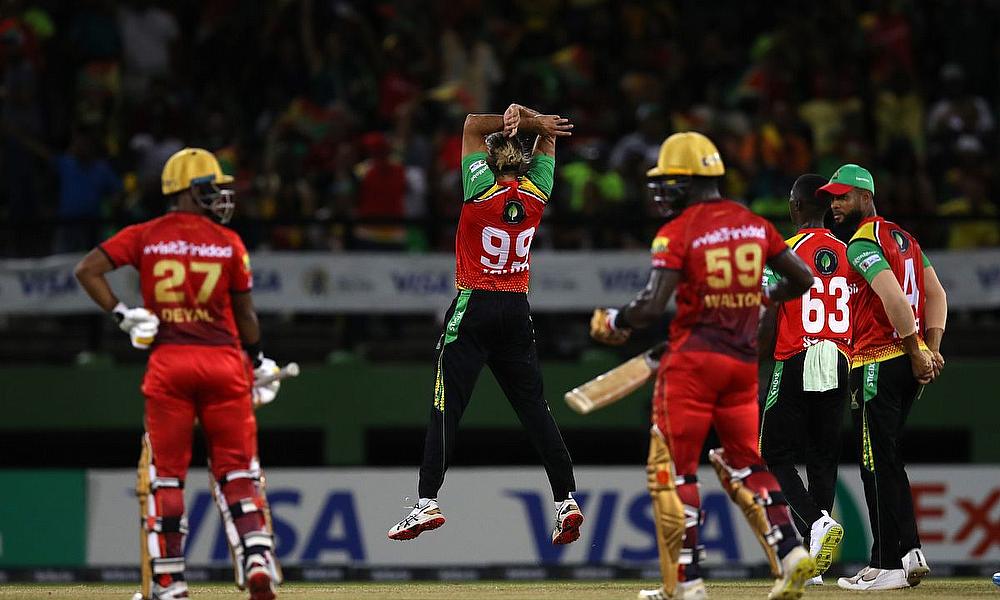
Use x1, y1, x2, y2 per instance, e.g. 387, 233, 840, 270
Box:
823, 163, 948, 590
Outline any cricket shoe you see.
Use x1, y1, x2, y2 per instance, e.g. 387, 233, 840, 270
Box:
551, 496, 584, 545
808, 510, 843, 577
837, 566, 908, 590
677, 578, 707, 599
637, 586, 674, 600
768, 545, 815, 600
135, 580, 189, 600
246, 554, 277, 600
387, 499, 446, 541
901, 547, 930, 587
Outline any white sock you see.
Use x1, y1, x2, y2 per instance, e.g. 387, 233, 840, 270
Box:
417, 497, 434, 508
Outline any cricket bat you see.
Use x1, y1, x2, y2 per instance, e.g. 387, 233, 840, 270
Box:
255, 362, 300, 386
564, 342, 668, 414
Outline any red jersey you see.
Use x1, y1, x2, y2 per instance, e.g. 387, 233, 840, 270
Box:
765, 228, 852, 360
100, 211, 252, 347
846, 216, 930, 366
651, 200, 788, 362
456, 152, 555, 292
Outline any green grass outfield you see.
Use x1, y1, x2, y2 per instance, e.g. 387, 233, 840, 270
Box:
1, 580, 997, 599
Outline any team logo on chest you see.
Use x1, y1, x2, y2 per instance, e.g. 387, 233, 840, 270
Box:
503, 199, 526, 225
813, 247, 838, 275
890, 229, 910, 252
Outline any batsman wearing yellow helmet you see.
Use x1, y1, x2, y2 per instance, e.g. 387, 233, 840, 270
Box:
590, 133, 817, 600
75, 148, 282, 600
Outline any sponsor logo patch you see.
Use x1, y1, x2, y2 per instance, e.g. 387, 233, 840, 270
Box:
891, 229, 910, 252
651, 236, 670, 254
814, 248, 838, 276
503, 199, 526, 225
853, 250, 882, 272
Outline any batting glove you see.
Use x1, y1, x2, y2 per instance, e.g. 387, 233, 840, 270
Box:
112, 302, 159, 350
252, 356, 281, 407
590, 308, 631, 346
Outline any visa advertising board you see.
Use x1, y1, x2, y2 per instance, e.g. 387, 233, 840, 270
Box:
83, 466, 1000, 568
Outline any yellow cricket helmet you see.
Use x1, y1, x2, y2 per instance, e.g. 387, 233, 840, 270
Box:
646, 131, 725, 178
161, 147, 233, 195
161, 147, 236, 223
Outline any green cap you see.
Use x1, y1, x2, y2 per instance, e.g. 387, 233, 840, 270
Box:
818, 163, 875, 197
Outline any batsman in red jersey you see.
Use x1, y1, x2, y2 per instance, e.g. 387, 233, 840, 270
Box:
758, 175, 853, 586
591, 133, 816, 600
75, 148, 281, 600
388, 103, 584, 546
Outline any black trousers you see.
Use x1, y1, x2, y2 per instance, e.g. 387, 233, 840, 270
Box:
760, 350, 849, 543
850, 355, 922, 568
417, 290, 576, 501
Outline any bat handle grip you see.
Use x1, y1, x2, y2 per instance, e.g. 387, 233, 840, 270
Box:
256, 362, 300, 386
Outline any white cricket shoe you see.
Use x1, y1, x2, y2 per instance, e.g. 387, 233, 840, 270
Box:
551, 496, 584, 545
901, 547, 930, 587
143, 580, 189, 600
809, 510, 844, 576
768, 545, 815, 600
677, 578, 707, 599
387, 499, 446, 541
637, 586, 673, 600
805, 575, 823, 586
837, 566, 908, 590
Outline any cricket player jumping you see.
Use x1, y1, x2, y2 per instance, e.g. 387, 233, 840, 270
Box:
388, 103, 583, 545
74, 148, 282, 600
591, 132, 817, 600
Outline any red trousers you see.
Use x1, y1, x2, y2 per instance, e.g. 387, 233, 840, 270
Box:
652, 351, 761, 474
141, 344, 257, 480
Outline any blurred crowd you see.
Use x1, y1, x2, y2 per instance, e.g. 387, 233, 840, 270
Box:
3, 0, 1000, 257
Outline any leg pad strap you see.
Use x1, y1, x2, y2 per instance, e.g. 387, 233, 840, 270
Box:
152, 556, 185, 575
709, 448, 782, 578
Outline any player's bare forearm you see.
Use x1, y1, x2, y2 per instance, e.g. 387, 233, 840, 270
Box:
757, 305, 779, 363
508, 103, 541, 119
532, 134, 556, 157
231, 291, 261, 347
764, 249, 813, 303
73, 248, 119, 312
925, 327, 944, 352
870, 270, 919, 341
924, 266, 948, 335
461, 114, 504, 155
618, 268, 679, 330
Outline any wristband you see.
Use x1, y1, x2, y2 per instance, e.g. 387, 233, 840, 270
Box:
111, 301, 127, 322
612, 307, 630, 330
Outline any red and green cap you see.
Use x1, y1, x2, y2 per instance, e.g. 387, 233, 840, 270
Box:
818, 163, 875, 197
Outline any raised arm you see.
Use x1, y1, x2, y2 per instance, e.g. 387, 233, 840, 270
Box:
462, 114, 505, 157
507, 104, 573, 157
